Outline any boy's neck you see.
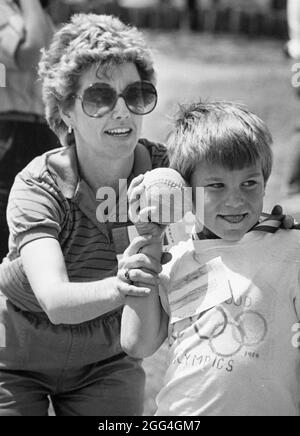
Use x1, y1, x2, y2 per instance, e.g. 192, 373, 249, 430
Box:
198, 227, 220, 240
196, 222, 260, 240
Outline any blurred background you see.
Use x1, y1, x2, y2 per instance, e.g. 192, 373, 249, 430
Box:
50, 0, 288, 37
8, 0, 300, 415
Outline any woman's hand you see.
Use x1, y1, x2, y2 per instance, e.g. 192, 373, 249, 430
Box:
117, 235, 163, 297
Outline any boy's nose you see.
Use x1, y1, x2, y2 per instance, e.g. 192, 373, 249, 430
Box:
225, 191, 245, 208
112, 96, 130, 119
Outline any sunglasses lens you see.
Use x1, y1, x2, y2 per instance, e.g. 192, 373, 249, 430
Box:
82, 85, 115, 117
124, 82, 157, 115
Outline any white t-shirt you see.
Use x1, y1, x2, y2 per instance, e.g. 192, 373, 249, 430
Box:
156, 229, 300, 416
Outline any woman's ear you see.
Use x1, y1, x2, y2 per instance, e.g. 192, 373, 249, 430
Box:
59, 106, 72, 128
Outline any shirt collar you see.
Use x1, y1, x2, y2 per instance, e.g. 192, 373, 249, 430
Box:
46, 141, 153, 200
193, 212, 283, 241
46, 145, 79, 199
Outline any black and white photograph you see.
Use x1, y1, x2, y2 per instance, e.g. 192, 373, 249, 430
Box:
0, 0, 299, 420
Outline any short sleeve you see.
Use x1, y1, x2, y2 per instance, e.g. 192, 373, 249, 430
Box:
7, 171, 66, 252
0, 3, 25, 69
139, 138, 169, 169
151, 142, 169, 169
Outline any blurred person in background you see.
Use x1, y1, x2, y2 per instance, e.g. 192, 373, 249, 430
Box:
283, 0, 300, 193
0, 13, 167, 416
285, 0, 300, 59
0, 0, 59, 262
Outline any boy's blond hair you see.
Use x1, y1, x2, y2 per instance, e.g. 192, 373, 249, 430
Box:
167, 101, 273, 184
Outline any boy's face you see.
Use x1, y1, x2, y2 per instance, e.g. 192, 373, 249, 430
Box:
191, 162, 265, 241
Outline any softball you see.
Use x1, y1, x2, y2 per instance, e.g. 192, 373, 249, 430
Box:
141, 168, 192, 224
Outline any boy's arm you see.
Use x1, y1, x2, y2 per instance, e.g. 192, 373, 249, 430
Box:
121, 286, 168, 359
118, 235, 169, 358
120, 173, 174, 357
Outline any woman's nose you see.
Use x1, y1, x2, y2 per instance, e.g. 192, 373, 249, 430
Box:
111, 96, 130, 119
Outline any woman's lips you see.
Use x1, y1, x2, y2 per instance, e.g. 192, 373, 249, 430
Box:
105, 128, 132, 137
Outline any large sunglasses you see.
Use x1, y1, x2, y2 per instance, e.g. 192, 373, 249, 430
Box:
74, 81, 158, 117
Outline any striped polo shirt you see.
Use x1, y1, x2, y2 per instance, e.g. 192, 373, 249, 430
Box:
0, 139, 168, 312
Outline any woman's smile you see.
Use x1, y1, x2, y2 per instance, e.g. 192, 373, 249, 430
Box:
104, 127, 133, 137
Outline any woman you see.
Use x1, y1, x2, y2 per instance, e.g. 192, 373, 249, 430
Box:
0, 13, 167, 416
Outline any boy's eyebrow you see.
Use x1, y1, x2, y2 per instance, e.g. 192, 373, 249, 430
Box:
204, 177, 224, 181
204, 172, 262, 181
243, 172, 262, 178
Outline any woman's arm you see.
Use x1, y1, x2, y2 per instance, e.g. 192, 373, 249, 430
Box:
16, 0, 53, 69
21, 237, 125, 325
21, 234, 162, 325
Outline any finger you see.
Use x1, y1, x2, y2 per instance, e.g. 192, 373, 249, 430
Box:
119, 250, 162, 274
128, 191, 151, 223
128, 175, 145, 202
125, 287, 152, 297
117, 268, 131, 284
128, 184, 146, 207
118, 282, 152, 297
161, 251, 172, 265
129, 203, 153, 224
138, 206, 156, 222
135, 252, 163, 274
135, 221, 163, 238
270, 205, 283, 216
122, 235, 153, 257
129, 268, 160, 285
128, 174, 144, 192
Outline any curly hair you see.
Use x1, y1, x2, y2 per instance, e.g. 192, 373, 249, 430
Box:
38, 13, 156, 144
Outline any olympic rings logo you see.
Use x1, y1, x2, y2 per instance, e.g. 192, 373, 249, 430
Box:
170, 306, 268, 358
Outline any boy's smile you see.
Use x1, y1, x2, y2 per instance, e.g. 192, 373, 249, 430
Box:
191, 162, 265, 241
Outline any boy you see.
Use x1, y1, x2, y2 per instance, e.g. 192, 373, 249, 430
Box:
119, 101, 300, 416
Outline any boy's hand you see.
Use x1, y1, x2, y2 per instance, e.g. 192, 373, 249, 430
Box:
271, 205, 300, 229
128, 174, 166, 237
117, 235, 162, 297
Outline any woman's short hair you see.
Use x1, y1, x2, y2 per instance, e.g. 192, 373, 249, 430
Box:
167, 101, 273, 184
38, 13, 156, 144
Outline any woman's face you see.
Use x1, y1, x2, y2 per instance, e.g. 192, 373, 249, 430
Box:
68, 62, 143, 160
